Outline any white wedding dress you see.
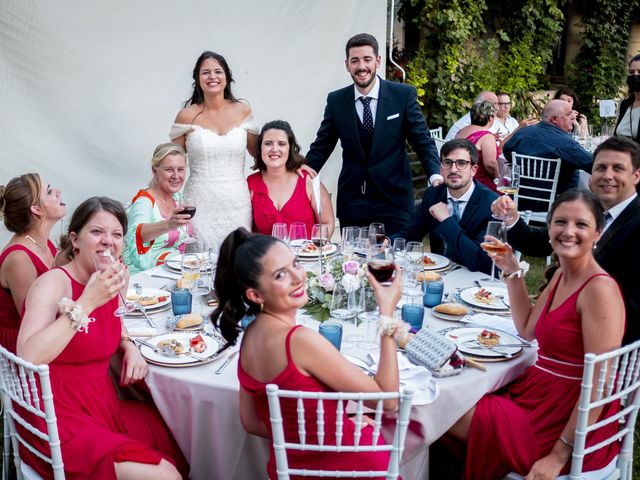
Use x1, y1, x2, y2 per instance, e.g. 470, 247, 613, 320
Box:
170, 114, 258, 251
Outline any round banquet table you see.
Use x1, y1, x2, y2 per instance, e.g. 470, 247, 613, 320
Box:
126, 264, 536, 480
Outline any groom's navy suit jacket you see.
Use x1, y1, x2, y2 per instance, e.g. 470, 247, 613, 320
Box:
306, 78, 440, 224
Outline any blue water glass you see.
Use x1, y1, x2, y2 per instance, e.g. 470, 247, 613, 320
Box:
171, 288, 192, 315
423, 281, 444, 308
319, 321, 343, 351
402, 303, 425, 332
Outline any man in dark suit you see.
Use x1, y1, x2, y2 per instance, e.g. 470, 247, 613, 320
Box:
395, 139, 498, 274
305, 33, 441, 236
494, 136, 640, 344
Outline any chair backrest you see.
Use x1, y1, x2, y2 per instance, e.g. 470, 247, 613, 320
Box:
570, 339, 640, 479
0, 346, 64, 479
429, 127, 443, 140
266, 385, 414, 479
511, 153, 561, 220
433, 137, 446, 155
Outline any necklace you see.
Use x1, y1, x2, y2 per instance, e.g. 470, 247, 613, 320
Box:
25, 234, 47, 252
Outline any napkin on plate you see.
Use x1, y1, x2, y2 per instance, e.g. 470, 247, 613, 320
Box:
468, 313, 518, 336
370, 352, 439, 406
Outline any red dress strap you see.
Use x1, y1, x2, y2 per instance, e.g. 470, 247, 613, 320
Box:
284, 325, 303, 365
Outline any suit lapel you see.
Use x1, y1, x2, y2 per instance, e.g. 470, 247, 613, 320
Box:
459, 188, 480, 228
340, 87, 366, 159
595, 197, 640, 254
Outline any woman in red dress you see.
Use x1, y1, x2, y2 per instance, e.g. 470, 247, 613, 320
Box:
18, 197, 188, 480
448, 189, 624, 479
212, 228, 405, 479
247, 120, 334, 238
0, 173, 66, 352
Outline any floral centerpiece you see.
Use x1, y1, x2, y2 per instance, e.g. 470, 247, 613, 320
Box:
305, 257, 367, 322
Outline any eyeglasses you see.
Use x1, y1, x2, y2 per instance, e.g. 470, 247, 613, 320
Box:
498, 102, 511, 106
441, 159, 472, 169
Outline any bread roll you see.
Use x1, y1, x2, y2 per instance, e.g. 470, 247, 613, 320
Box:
176, 313, 203, 329
433, 303, 468, 316
417, 271, 441, 282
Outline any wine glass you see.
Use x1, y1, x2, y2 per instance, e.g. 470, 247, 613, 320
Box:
392, 238, 407, 266
271, 222, 288, 242
366, 244, 395, 286
288, 222, 308, 256
345, 284, 365, 342
178, 196, 197, 245
368, 222, 386, 245
311, 223, 329, 274
404, 241, 424, 268
355, 227, 371, 255
357, 287, 379, 350
341, 226, 359, 256
494, 163, 521, 221
481, 221, 508, 282
101, 250, 135, 316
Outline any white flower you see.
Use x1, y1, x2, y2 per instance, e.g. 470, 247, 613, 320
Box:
341, 273, 361, 294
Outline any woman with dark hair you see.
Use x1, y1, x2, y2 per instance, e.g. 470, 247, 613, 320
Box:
614, 54, 640, 142
448, 189, 624, 479
248, 120, 334, 238
18, 197, 188, 479
123, 143, 192, 274
0, 173, 66, 352
212, 228, 404, 478
457, 100, 500, 192
170, 51, 258, 250
554, 87, 589, 138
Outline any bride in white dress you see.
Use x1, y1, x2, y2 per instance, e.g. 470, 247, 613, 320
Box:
170, 51, 258, 251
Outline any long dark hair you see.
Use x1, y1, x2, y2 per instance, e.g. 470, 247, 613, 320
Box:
210, 228, 280, 344
0, 173, 42, 233
553, 87, 582, 113
183, 51, 237, 107
252, 120, 304, 172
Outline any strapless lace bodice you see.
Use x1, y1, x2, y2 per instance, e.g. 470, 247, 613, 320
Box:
170, 114, 258, 250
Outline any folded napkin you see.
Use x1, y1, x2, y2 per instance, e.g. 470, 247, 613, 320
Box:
144, 266, 181, 280
469, 313, 518, 336
370, 352, 439, 406
127, 327, 157, 337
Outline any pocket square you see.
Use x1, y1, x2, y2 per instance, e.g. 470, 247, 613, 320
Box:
386, 113, 400, 120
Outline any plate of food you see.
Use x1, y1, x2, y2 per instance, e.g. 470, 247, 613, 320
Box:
444, 327, 523, 358
126, 288, 171, 310
431, 303, 469, 322
296, 242, 338, 258
164, 253, 212, 273
173, 313, 204, 331
422, 253, 450, 271
138, 332, 225, 366
459, 287, 509, 310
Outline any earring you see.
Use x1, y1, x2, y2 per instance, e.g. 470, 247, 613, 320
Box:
260, 303, 264, 312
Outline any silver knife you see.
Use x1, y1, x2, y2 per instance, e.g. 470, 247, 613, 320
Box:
136, 304, 157, 328
215, 349, 239, 374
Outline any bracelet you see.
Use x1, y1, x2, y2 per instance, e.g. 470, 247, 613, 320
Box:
558, 436, 574, 449
58, 297, 95, 334
120, 335, 135, 345
377, 315, 410, 342
499, 261, 530, 281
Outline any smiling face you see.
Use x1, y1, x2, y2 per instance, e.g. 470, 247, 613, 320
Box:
32, 178, 66, 221
246, 242, 307, 311
71, 210, 125, 272
345, 45, 380, 94
153, 153, 186, 194
198, 58, 227, 96
549, 199, 601, 260
260, 129, 290, 171
590, 149, 640, 210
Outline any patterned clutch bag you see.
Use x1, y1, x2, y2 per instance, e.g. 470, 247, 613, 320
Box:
404, 328, 458, 371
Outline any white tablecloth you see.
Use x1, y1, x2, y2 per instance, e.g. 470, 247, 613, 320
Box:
126, 267, 536, 480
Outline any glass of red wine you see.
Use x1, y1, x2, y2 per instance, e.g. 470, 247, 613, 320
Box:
368, 222, 386, 245
177, 197, 197, 245
366, 243, 395, 286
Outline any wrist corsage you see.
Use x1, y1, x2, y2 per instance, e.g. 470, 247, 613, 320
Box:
377, 315, 411, 343
58, 297, 95, 333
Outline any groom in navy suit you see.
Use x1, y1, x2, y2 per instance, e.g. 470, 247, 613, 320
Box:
305, 33, 441, 236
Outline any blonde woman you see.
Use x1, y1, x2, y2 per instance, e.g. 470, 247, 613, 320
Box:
123, 143, 192, 274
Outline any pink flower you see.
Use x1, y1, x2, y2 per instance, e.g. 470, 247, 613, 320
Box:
343, 260, 359, 276
318, 273, 335, 292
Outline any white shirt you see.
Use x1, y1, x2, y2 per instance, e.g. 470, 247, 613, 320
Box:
446, 181, 475, 219
603, 192, 638, 233
353, 76, 380, 126
493, 115, 520, 139
444, 112, 501, 141
616, 106, 640, 138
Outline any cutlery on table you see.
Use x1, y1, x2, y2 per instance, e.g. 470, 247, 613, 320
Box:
463, 357, 486, 372
215, 349, 239, 374
134, 304, 157, 328
462, 339, 532, 348
135, 339, 171, 355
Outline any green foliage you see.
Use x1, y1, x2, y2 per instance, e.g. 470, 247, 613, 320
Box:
398, 0, 567, 127
567, 0, 640, 127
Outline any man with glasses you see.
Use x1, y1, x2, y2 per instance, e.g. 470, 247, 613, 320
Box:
503, 99, 592, 194
394, 138, 498, 274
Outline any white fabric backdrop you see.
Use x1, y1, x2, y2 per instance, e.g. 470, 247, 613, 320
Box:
0, 0, 387, 244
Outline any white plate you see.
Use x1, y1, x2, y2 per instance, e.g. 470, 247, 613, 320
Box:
459, 287, 509, 310
164, 253, 212, 273
422, 253, 450, 271
445, 327, 522, 358
430, 308, 468, 322
297, 242, 338, 258
126, 288, 171, 309
138, 332, 224, 366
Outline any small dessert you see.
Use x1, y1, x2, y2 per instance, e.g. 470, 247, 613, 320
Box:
473, 288, 494, 304
433, 303, 467, 316
477, 329, 500, 347
157, 338, 185, 354
190, 334, 207, 353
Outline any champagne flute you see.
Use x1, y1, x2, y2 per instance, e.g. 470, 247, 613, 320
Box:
311, 224, 329, 274
494, 163, 520, 221
288, 222, 308, 256
366, 243, 395, 286
481, 221, 508, 282
101, 249, 135, 316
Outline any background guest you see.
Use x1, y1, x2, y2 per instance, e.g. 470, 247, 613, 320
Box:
212, 228, 404, 479
123, 143, 192, 274
456, 101, 500, 193
554, 87, 589, 138
18, 196, 187, 479
0, 173, 65, 352
248, 120, 334, 238
450, 189, 624, 479
614, 54, 640, 143
170, 51, 258, 250
445, 91, 500, 141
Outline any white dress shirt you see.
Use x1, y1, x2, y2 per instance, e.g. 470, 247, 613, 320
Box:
603, 192, 637, 233
446, 181, 475, 219
353, 76, 380, 126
